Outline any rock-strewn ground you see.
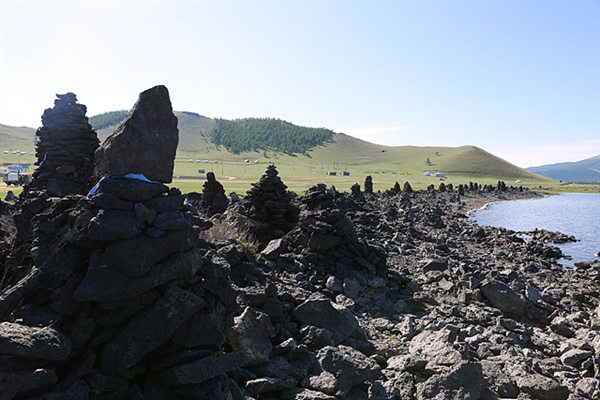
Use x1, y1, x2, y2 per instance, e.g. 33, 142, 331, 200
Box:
0, 172, 598, 400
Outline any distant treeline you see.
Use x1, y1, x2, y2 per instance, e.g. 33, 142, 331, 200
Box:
89, 110, 128, 131
207, 118, 334, 154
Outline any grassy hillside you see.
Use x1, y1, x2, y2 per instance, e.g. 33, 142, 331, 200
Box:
1, 113, 559, 194
207, 117, 334, 154
0, 124, 37, 167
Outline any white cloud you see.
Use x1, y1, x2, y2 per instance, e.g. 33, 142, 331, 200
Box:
495, 139, 600, 168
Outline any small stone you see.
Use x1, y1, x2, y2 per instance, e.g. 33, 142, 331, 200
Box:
159, 351, 245, 385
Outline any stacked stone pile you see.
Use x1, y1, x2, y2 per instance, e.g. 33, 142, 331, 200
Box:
4, 92, 100, 287
0, 177, 243, 399
201, 171, 228, 216
31, 92, 100, 197
262, 184, 387, 310
239, 164, 300, 242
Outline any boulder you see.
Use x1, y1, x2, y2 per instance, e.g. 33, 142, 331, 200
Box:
159, 351, 245, 385
416, 362, 484, 400
100, 286, 205, 373
293, 294, 363, 344
480, 280, 526, 316
281, 387, 337, 400
560, 348, 592, 367
0, 322, 72, 361
312, 345, 382, 397
86, 209, 145, 241
227, 307, 275, 366
95, 85, 179, 183
408, 328, 464, 366
0, 368, 58, 400
422, 258, 448, 272
75, 248, 204, 302
94, 175, 169, 202
99, 229, 200, 277
516, 374, 569, 400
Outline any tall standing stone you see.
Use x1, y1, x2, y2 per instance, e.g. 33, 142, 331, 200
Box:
95, 85, 178, 183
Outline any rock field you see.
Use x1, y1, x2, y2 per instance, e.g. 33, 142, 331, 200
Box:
0, 86, 598, 400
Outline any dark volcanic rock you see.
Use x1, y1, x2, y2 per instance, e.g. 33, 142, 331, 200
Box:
227, 307, 275, 366
516, 374, 569, 400
100, 286, 204, 374
29, 92, 100, 196
74, 248, 203, 302
159, 351, 246, 385
95, 175, 169, 201
202, 172, 229, 216
0, 322, 72, 361
293, 293, 363, 345
416, 362, 485, 400
240, 165, 300, 242
311, 345, 382, 397
481, 279, 526, 316
95, 85, 178, 183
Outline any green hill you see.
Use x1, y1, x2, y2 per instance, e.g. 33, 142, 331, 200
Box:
1, 112, 557, 193
0, 124, 37, 166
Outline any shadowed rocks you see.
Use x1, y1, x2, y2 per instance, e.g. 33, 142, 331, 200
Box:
30, 92, 100, 197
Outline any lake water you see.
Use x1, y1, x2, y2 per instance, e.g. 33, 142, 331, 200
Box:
471, 193, 600, 266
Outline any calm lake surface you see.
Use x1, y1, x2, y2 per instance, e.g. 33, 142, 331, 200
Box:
471, 193, 600, 266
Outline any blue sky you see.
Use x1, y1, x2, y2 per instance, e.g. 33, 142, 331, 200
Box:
1, 0, 598, 168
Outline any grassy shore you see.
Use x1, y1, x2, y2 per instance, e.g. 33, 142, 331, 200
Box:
1, 174, 598, 203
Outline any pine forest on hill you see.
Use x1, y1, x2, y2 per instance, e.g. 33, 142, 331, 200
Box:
206, 118, 334, 154
88, 110, 128, 131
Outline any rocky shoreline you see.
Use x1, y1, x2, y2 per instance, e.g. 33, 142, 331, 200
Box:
0, 87, 598, 400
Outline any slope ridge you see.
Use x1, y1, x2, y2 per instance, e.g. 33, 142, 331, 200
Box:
1, 115, 551, 184
526, 155, 600, 183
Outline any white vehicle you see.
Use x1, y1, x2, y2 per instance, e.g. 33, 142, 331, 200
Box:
3, 172, 20, 185
3, 171, 32, 186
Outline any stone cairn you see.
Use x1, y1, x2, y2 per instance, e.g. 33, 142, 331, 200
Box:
261, 184, 389, 311
239, 164, 300, 243
3, 93, 100, 288
201, 171, 228, 216
30, 92, 100, 197
0, 174, 233, 398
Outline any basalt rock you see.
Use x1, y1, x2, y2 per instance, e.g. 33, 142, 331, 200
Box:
239, 165, 300, 242
95, 85, 178, 183
29, 92, 100, 197
202, 172, 228, 216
